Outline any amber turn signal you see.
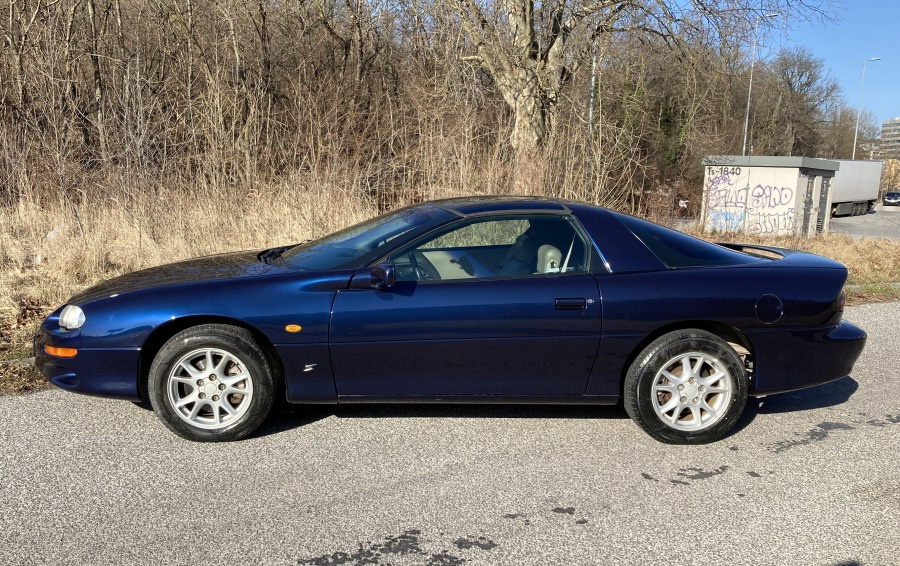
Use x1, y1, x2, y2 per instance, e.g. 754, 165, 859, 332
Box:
44, 345, 78, 358
285, 324, 302, 333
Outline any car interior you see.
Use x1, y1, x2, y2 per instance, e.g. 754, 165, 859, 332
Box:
390, 216, 589, 281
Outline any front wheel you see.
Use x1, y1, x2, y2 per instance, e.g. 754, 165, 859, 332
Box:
624, 329, 749, 444
148, 324, 275, 442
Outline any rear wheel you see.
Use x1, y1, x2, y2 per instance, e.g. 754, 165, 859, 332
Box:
148, 324, 275, 442
624, 329, 749, 444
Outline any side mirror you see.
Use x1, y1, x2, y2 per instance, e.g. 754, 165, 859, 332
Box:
371, 263, 395, 290
350, 263, 395, 290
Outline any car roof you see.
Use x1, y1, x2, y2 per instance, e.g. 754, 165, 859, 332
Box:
428, 196, 571, 217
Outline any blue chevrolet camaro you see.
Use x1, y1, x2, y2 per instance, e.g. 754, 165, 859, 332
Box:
35, 197, 866, 443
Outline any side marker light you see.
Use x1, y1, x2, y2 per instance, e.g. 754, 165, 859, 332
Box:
45, 346, 78, 358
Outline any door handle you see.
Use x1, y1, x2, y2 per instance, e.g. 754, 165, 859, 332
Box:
555, 298, 587, 311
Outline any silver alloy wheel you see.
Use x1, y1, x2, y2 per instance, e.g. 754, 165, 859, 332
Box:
166, 347, 254, 430
650, 351, 733, 431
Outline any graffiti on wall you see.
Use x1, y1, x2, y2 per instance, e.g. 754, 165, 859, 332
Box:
707, 208, 745, 231
704, 166, 796, 235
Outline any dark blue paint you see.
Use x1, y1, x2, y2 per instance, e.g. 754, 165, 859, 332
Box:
745, 322, 865, 394
330, 275, 601, 395
35, 197, 866, 410
35, 333, 141, 400
567, 203, 666, 273
279, 344, 337, 403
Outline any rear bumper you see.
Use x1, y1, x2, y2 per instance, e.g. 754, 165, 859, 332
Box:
747, 321, 866, 396
34, 331, 141, 400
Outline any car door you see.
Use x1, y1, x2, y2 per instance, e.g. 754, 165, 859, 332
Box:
328, 214, 603, 397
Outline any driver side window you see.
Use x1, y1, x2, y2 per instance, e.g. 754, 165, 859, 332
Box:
389, 215, 589, 282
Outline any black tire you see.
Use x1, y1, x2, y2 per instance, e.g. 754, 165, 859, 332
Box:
624, 329, 749, 444
148, 324, 275, 442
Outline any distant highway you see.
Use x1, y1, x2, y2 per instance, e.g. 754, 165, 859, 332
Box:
829, 203, 900, 240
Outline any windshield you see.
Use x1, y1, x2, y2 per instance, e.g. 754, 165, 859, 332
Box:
281, 204, 453, 270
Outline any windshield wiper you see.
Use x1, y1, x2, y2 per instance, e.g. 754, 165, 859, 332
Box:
258, 247, 286, 265
259, 241, 313, 265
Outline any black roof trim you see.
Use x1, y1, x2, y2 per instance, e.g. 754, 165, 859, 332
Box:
427, 196, 572, 217
428, 202, 466, 218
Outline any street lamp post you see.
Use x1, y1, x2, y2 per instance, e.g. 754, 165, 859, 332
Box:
852, 57, 881, 160
742, 13, 779, 157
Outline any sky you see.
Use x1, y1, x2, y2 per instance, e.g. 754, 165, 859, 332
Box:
775, 0, 900, 128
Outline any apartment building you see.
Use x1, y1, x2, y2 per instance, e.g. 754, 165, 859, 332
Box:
882, 117, 900, 157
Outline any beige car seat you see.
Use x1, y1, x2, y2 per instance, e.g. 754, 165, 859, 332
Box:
536, 244, 562, 273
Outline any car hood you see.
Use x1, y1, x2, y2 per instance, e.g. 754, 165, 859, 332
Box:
69, 250, 285, 305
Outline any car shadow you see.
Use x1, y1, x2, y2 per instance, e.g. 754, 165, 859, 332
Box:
254, 403, 630, 439
257, 376, 858, 440
730, 376, 859, 436
335, 403, 630, 420
752, 375, 859, 414
254, 405, 334, 437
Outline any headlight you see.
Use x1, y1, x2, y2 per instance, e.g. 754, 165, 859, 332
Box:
59, 305, 85, 331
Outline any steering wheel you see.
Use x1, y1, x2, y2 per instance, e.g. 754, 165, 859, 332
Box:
407, 251, 437, 281
406, 251, 427, 280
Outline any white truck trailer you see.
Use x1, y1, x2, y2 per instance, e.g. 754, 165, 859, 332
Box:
830, 159, 883, 216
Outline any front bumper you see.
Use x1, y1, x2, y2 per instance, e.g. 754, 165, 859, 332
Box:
747, 321, 866, 395
34, 330, 141, 400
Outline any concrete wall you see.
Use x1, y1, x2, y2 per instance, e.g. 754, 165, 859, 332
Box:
703, 165, 801, 235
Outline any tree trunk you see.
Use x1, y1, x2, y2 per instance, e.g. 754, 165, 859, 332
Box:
496, 69, 547, 157
511, 92, 546, 154
87, 0, 109, 164
502, 84, 546, 192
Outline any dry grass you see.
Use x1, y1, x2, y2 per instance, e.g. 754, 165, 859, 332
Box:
843, 283, 900, 306
0, 173, 466, 397
695, 230, 900, 286
0, 299, 47, 395
0, 178, 382, 319
4, 184, 900, 395
682, 226, 900, 304
0, 363, 46, 396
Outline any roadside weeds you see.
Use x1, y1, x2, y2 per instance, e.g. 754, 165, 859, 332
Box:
4, 204, 900, 396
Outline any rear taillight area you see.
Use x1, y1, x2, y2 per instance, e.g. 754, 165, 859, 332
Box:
832, 289, 846, 323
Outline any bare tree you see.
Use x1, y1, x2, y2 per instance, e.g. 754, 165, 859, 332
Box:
0, 0, 847, 211
447, 0, 833, 162
763, 45, 839, 156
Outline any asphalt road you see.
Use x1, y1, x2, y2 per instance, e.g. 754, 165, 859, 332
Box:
2, 303, 899, 566
829, 203, 900, 240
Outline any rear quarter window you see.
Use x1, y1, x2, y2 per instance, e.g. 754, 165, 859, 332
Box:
613, 213, 763, 268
